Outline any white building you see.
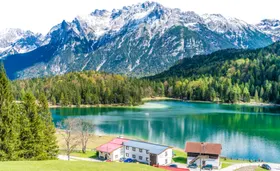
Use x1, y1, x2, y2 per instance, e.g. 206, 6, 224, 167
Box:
96, 138, 173, 166
96, 138, 128, 161
185, 142, 222, 169
123, 140, 172, 166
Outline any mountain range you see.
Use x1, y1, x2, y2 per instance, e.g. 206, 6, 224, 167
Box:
1, 1, 279, 79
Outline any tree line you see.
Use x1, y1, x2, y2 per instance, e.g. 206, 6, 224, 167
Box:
151, 42, 280, 104
12, 71, 164, 106
0, 64, 58, 161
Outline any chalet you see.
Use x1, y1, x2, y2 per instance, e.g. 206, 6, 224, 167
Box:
185, 142, 222, 169
96, 138, 172, 165
96, 138, 129, 161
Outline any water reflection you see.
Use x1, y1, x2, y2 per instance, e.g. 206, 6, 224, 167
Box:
51, 101, 280, 163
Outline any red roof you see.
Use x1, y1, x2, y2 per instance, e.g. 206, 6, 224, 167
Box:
96, 138, 129, 153
110, 138, 129, 145
185, 142, 222, 155
157, 166, 189, 171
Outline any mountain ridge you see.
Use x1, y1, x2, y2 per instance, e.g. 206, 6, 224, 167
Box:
1, 1, 279, 79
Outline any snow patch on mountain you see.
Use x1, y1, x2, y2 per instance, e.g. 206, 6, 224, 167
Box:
257, 19, 280, 41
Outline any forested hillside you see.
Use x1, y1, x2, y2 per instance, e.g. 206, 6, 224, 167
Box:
11, 42, 280, 105
12, 71, 164, 106
150, 42, 280, 103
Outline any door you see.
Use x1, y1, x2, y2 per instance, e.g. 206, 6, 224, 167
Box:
150, 153, 157, 166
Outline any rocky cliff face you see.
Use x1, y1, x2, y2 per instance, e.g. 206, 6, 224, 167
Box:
1, 2, 277, 79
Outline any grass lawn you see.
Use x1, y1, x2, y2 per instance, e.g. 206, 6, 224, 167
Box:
59, 150, 98, 159
172, 149, 187, 164
220, 157, 251, 168
221, 162, 232, 168
0, 160, 162, 171
56, 132, 115, 150
255, 167, 267, 171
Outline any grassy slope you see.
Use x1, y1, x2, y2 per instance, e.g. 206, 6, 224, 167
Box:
0, 160, 162, 171
172, 149, 187, 164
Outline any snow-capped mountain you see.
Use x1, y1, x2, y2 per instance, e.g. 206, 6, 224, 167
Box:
0, 28, 46, 59
0, 1, 276, 79
257, 19, 280, 41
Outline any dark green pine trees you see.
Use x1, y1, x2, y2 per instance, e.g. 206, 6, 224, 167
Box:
38, 93, 59, 159
0, 63, 58, 161
0, 63, 19, 161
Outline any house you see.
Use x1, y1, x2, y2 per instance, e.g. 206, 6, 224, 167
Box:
123, 140, 172, 166
95, 138, 129, 161
96, 138, 173, 166
185, 142, 222, 169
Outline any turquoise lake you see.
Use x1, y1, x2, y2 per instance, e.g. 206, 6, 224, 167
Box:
51, 100, 280, 163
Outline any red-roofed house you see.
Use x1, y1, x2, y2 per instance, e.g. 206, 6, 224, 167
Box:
185, 142, 222, 169
96, 138, 129, 161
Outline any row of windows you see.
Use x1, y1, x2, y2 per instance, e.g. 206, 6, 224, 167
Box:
126, 153, 149, 161
125, 146, 149, 154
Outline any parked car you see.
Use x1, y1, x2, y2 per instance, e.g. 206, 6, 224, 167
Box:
261, 164, 271, 170
188, 163, 198, 169
202, 164, 213, 170
169, 164, 178, 168
119, 157, 126, 162
124, 158, 137, 163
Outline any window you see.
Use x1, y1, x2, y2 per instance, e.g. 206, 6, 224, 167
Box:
126, 146, 129, 150
165, 159, 168, 164
115, 155, 118, 159
165, 151, 168, 156
132, 147, 136, 151
146, 157, 149, 162
139, 148, 142, 153
139, 156, 143, 160
126, 153, 129, 157
146, 150, 149, 154
132, 154, 136, 158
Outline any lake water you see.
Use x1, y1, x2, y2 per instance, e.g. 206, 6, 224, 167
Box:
51, 100, 280, 163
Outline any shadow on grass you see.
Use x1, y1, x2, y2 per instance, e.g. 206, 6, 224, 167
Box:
173, 157, 187, 164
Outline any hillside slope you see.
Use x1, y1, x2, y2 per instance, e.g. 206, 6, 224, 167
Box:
150, 42, 280, 103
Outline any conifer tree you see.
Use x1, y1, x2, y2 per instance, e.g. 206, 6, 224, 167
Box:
38, 93, 59, 159
0, 63, 19, 161
22, 92, 45, 160
18, 103, 34, 159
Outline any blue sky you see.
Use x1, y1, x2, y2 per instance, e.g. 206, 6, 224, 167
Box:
0, 0, 279, 34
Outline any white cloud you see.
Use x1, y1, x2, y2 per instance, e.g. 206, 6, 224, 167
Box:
0, 0, 279, 34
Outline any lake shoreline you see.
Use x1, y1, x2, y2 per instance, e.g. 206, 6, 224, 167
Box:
143, 97, 280, 107
49, 103, 140, 109
49, 97, 280, 108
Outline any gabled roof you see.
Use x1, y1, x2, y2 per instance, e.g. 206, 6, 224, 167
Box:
123, 140, 170, 155
95, 138, 129, 153
185, 142, 222, 155
96, 143, 123, 153
110, 137, 129, 145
